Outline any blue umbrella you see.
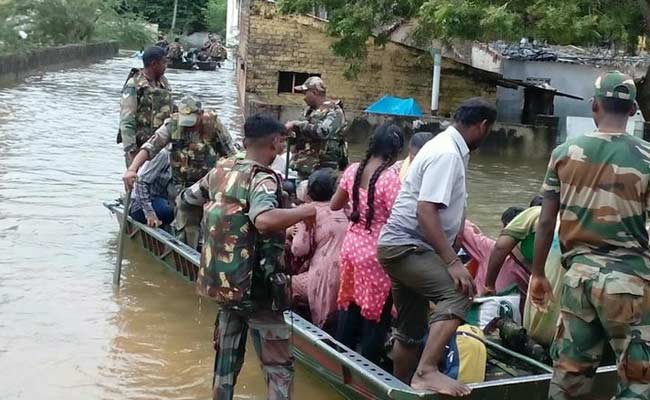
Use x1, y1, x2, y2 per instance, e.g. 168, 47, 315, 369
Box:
365, 95, 425, 118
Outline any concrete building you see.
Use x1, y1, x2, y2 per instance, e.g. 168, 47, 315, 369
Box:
232, 0, 505, 122
226, 1, 574, 156
435, 40, 649, 136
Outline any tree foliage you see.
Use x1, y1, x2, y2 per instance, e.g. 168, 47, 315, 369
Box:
119, 0, 210, 34
279, 0, 649, 71
204, 0, 227, 38
0, 0, 153, 53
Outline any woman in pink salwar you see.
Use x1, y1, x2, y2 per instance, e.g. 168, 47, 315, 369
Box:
330, 123, 404, 367
291, 169, 348, 329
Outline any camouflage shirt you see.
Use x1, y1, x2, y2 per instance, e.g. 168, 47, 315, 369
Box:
141, 111, 235, 189
119, 70, 173, 153
291, 101, 346, 177
181, 155, 284, 308
542, 131, 650, 279
168, 42, 183, 60
208, 42, 227, 60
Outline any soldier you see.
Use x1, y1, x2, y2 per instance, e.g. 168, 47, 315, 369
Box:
119, 46, 172, 167
155, 34, 169, 52
285, 77, 347, 180
207, 38, 227, 61
167, 38, 184, 61
202, 33, 214, 52
123, 96, 236, 248
179, 113, 316, 400
530, 71, 650, 399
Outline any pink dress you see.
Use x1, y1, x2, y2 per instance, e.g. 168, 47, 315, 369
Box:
460, 220, 530, 296
337, 163, 401, 322
291, 202, 348, 327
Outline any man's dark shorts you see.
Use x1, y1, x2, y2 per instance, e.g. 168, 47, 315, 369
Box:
378, 245, 471, 345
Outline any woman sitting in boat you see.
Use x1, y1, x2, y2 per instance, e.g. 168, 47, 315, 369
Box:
289, 169, 348, 331
330, 123, 404, 369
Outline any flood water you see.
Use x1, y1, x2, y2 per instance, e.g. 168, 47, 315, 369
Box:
0, 56, 546, 399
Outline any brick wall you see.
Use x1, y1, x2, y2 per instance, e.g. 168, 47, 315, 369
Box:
239, 1, 497, 117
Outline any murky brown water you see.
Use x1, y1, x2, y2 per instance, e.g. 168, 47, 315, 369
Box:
0, 56, 546, 399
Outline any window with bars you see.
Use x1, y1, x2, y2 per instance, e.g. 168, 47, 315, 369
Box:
277, 71, 321, 94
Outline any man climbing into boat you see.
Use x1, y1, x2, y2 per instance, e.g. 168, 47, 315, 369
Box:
530, 71, 650, 400
285, 77, 347, 180
377, 98, 497, 397
118, 45, 173, 167
179, 113, 316, 400
123, 95, 235, 248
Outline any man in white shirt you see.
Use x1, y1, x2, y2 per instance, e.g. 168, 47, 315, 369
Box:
378, 98, 496, 396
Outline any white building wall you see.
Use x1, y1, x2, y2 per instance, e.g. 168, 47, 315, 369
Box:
226, 0, 240, 49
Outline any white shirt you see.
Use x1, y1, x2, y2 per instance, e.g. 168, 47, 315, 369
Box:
378, 126, 469, 249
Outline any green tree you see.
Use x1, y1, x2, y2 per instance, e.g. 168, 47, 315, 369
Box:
204, 0, 227, 38
119, 0, 209, 34
0, 0, 152, 53
279, 0, 650, 117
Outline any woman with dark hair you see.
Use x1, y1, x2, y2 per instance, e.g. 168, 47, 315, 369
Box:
290, 169, 348, 329
330, 123, 405, 366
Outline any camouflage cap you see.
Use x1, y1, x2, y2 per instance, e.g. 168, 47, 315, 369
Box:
594, 71, 637, 101
178, 96, 202, 127
294, 76, 326, 93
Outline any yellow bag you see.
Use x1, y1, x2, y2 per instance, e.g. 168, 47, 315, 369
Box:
440, 325, 487, 384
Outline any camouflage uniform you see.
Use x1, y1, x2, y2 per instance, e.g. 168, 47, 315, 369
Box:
208, 40, 227, 61
141, 96, 236, 248
119, 69, 173, 166
168, 41, 183, 61
181, 154, 293, 400
542, 71, 650, 399
288, 77, 347, 179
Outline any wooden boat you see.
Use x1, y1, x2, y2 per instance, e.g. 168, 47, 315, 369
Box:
167, 59, 220, 71
104, 200, 618, 400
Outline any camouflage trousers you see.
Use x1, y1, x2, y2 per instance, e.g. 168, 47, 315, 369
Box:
291, 149, 341, 180
173, 192, 202, 249
549, 264, 650, 400
213, 308, 294, 400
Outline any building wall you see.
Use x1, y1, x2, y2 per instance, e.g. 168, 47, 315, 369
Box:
238, 0, 497, 117
236, 0, 251, 109
226, 0, 240, 48
498, 61, 600, 133
471, 44, 503, 74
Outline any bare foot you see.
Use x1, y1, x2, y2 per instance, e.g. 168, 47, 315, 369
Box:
411, 369, 472, 397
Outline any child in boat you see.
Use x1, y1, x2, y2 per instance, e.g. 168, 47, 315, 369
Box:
290, 169, 348, 330
331, 123, 404, 368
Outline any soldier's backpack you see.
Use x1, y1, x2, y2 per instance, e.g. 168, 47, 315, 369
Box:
196, 155, 287, 312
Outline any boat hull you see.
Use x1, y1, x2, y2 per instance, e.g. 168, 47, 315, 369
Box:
104, 200, 617, 400
167, 60, 220, 71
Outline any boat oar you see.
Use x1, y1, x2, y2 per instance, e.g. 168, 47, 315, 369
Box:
113, 187, 133, 288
